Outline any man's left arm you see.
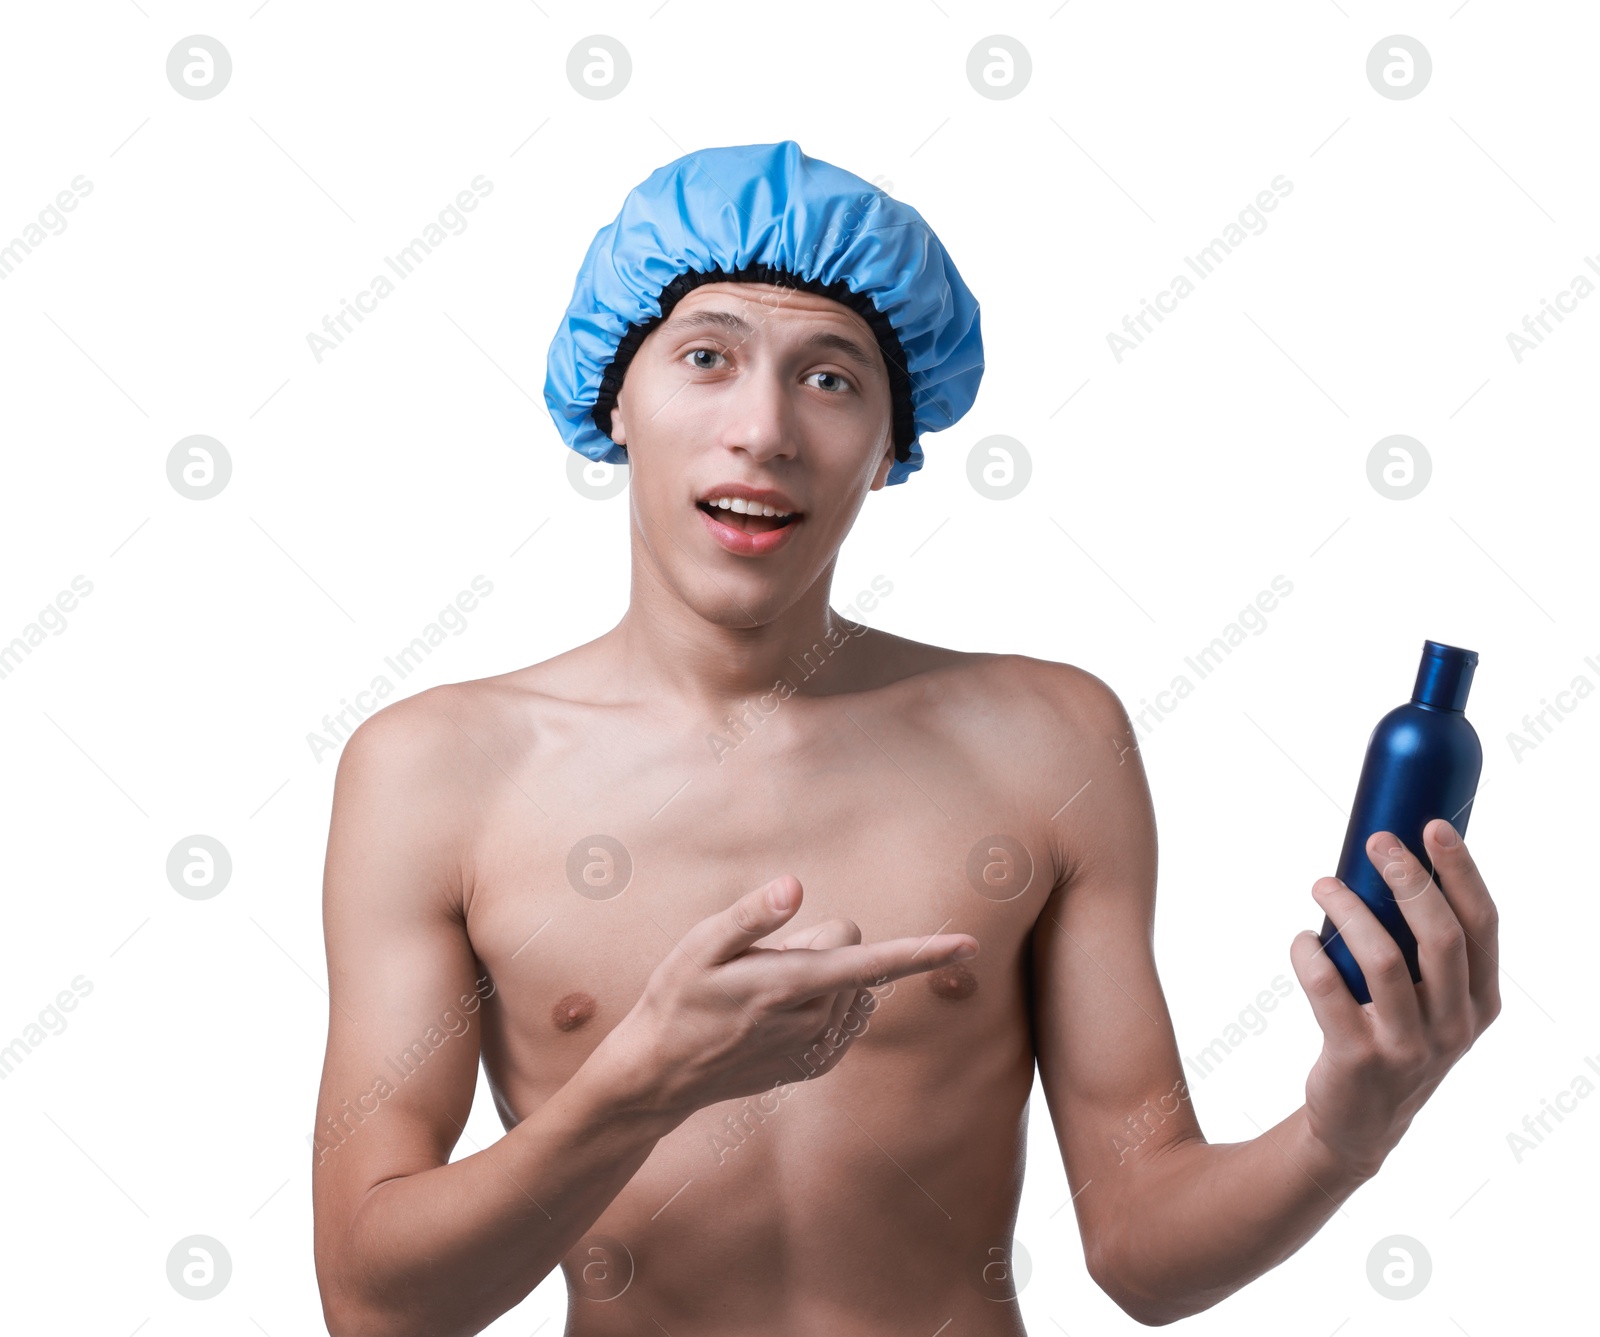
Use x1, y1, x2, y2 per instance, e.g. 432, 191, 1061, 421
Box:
1023, 661, 1502, 1326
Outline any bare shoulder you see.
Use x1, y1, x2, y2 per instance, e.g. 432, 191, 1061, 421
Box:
980, 652, 1131, 727
863, 630, 1133, 742
325, 687, 474, 920
340, 656, 577, 772
334, 653, 600, 808
336, 677, 511, 792
328, 671, 563, 918
865, 638, 1148, 886
936, 650, 1139, 792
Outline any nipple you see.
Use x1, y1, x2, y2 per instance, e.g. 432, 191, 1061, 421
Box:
551, 990, 598, 1032
925, 963, 978, 1002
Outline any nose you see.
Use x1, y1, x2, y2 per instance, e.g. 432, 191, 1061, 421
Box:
718, 357, 797, 467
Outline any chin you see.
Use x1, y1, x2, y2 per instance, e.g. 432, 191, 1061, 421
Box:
660, 563, 805, 630
693, 585, 796, 631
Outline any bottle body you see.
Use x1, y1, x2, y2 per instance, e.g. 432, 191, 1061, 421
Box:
1319, 642, 1483, 1004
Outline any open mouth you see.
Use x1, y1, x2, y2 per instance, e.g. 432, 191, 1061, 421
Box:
696, 500, 801, 534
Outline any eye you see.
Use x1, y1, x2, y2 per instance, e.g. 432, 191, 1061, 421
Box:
685, 347, 727, 371
807, 370, 853, 394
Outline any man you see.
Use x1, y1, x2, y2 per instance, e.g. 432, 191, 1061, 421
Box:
311, 141, 1501, 1335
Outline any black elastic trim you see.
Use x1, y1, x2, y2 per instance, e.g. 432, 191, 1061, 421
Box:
591, 262, 915, 464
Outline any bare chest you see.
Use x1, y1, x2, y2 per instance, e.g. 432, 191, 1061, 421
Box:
459, 700, 1056, 1126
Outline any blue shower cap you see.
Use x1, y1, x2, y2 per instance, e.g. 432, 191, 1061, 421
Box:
543, 140, 984, 485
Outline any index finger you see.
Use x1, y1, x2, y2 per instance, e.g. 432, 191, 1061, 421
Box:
1365, 829, 1470, 1024
767, 932, 979, 1004
1423, 818, 1501, 1024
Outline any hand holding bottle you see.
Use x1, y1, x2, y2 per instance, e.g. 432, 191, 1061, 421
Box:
1290, 817, 1501, 1179
1319, 641, 1484, 1002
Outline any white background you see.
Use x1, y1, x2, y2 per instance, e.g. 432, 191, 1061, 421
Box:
1, 1, 1592, 1332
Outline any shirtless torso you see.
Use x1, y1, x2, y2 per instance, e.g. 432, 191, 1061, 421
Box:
311, 623, 1152, 1337
475, 637, 1056, 1335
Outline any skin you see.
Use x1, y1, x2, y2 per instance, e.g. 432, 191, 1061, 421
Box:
310, 281, 1502, 1335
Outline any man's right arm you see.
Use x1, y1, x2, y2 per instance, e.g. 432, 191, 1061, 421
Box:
310, 692, 688, 1337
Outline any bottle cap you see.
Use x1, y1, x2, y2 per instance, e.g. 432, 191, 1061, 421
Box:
1412, 640, 1478, 711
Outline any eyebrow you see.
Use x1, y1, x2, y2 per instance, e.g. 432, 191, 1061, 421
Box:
660, 308, 881, 375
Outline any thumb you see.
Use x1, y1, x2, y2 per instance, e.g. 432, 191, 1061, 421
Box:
689, 875, 803, 965
775, 915, 862, 952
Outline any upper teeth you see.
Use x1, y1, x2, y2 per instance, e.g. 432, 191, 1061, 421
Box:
704, 496, 793, 517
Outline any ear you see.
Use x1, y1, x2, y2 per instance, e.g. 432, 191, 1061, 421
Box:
868, 439, 895, 492
608, 401, 628, 447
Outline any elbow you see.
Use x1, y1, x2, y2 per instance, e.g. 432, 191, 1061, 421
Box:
317, 1264, 445, 1337
315, 1241, 412, 1337
1108, 1295, 1190, 1328
1093, 1277, 1192, 1328
315, 1188, 423, 1337
319, 1289, 430, 1337
320, 1307, 367, 1337
1086, 1244, 1201, 1328
316, 1267, 388, 1337
1081, 1135, 1231, 1326
316, 1233, 520, 1337
318, 1290, 376, 1337
314, 1234, 373, 1337
1122, 1306, 1189, 1328
327, 1317, 422, 1337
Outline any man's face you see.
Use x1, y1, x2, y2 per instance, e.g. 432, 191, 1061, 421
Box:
607, 281, 895, 627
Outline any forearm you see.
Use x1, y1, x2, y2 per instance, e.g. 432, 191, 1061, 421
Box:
327, 1042, 689, 1337
1105, 1104, 1375, 1326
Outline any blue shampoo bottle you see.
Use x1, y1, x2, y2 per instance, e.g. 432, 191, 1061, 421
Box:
1318, 641, 1482, 1004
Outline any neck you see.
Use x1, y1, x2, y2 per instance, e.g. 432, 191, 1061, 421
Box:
605, 544, 855, 712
